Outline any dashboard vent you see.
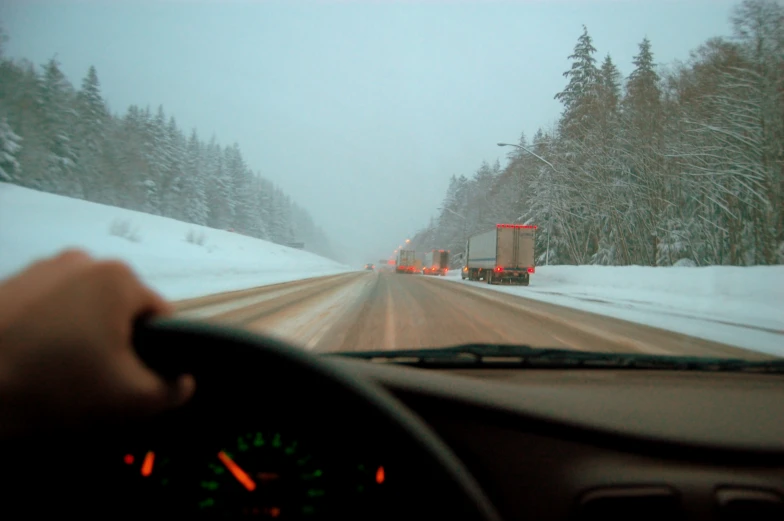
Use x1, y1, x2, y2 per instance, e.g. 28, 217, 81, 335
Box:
575, 486, 682, 521
715, 487, 784, 520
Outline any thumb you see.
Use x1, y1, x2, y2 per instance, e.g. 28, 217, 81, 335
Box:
122, 365, 196, 417
167, 374, 197, 408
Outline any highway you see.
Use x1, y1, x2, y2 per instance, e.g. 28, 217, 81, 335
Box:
174, 271, 765, 359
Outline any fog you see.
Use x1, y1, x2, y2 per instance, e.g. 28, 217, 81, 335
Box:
1, 0, 735, 266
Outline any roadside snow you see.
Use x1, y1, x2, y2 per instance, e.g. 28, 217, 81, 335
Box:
445, 266, 784, 356
0, 183, 352, 300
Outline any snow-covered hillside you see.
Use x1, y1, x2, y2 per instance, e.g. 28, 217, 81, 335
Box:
0, 183, 351, 299
445, 265, 784, 356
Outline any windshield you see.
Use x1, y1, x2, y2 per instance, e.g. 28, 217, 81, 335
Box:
0, 0, 781, 362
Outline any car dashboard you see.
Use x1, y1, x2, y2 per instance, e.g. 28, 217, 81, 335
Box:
3, 344, 783, 520
332, 358, 784, 520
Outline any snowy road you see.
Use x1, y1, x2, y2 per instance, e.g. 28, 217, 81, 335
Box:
174, 271, 771, 359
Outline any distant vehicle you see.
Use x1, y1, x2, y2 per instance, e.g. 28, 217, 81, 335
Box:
395, 249, 417, 273
364, 263, 375, 270
423, 249, 450, 276
464, 224, 536, 285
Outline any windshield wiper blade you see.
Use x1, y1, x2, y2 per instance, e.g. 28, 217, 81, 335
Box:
335, 344, 540, 362
331, 344, 784, 372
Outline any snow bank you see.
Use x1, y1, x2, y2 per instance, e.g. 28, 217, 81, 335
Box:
448, 265, 784, 356
0, 183, 352, 300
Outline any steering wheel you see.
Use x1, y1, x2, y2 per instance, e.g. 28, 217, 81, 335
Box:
2, 319, 501, 520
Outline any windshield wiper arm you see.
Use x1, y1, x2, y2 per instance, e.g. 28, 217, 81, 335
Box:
331, 344, 784, 372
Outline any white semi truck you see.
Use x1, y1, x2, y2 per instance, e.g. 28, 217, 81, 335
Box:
423, 249, 450, 276
462, 224, 536, 285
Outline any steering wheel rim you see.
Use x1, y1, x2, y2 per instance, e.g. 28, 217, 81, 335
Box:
132, 318, 502, 521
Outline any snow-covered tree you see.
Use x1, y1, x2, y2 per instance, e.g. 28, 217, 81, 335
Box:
38, 58, 80, 197
75, 65, 108, 200
183, 129, 208, 225
554, 25, 600, 141
161, 116, 187, 220
0, 41, 330, 257
0, 117, 22, 182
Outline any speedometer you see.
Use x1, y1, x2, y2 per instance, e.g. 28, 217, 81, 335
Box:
198, 431, 327, 517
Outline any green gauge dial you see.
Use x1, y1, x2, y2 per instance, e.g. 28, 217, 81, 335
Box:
199, 431, 326, 518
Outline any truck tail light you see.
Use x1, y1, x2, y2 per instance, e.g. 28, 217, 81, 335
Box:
494, 266, 504, 272
528, 267, 535, 273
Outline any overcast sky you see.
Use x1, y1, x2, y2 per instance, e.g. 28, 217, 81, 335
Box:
1, 0, 737, 264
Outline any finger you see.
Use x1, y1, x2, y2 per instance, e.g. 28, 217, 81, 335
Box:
1, 249, 91, 287
115, 361, 196, 416
93, 260, 174, 320
139, 285, 175, 317
51, 248, 93, 265
33, 249, 93, 280
0, 250, 95, 320
123, 283, 174, 326
170, 374, 197, 407
120, 263, 173, 317
34, 250, 94, 287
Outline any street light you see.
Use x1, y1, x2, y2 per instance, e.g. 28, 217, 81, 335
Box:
497, 141, 556, 266
405, 239, 410, 243
437, 206, 468, 262
438, 206, 466, 220
497, 142, 560, 174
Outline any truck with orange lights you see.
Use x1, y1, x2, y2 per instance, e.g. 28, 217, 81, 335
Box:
462, 224, 536, 285
395, 249, 417, 274
423, 249, 450, 275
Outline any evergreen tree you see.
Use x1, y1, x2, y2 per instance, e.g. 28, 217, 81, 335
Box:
38, 58, 79, 196
554, 25, 600, 140
597, 55, 621, 121
0, 39, 331, 258
623, 37, 665, 265
75, 65, 108, 200
624, 38, 662, 139
161, 116, 186, 220
183, 129, 209, 226
224, 143, 251, 232
0, 116, 22, 182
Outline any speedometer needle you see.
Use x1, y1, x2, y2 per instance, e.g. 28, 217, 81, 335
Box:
218, 451, 257, 491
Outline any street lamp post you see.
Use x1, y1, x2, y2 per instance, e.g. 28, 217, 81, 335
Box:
497, 142, 561, 174
497, 142, 557, 266
438, 206, 468, 264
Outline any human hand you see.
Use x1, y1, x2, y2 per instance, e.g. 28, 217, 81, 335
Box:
0, 250, 195, 437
